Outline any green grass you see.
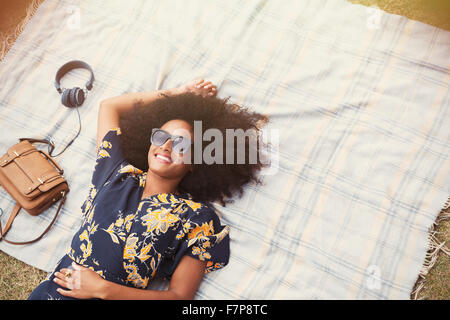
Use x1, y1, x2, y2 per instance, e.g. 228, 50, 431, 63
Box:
0, 250, 47, 300
349, 0, 450, 30
412, 218, 450, 300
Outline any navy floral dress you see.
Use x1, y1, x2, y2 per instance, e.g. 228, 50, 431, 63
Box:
28, 127, 230, 300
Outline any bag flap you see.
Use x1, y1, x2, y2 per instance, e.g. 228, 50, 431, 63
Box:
0, 140, 36, 166
0, 141, 65, 196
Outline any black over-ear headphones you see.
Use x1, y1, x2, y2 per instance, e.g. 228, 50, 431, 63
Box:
54, 60, 95, 108
38, 60, 96, 157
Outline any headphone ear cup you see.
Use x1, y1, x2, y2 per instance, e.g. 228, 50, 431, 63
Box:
61, 89, 70, 107
69, 88, 78, 108
74, 87, 85, 106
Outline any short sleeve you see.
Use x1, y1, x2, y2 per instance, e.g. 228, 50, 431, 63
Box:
91, 127, 125, 189
157, 204, 230, 279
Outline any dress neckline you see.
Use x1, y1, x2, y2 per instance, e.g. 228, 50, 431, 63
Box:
139, 171, 192, 202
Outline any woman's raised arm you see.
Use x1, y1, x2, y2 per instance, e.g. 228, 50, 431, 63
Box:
95, 78, 217, 154
96, 88, 178, 154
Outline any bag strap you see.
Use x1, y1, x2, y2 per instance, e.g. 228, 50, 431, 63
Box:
0, 191, 67, 245
19, 137, 55, 157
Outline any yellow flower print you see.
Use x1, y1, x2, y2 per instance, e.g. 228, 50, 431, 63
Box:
157, 193, 170, 204
137, 201, 145, 212
192, 246, 201, 255
176, 229, 185, 240
190, 245, 211, 261
169, 194, 182, 203
88, 223, 98, 234
80, 241, 92, 259
123, 263, 148, 289
98, 148, 111, 159
138, 243, 152, 262
172, 203, 187, 214
215, 225, 230, 244
95, 270, 104, 278
82, 199, 92, 215
138, 174, 146, 188
87, 204, 96, 222
104, 223, 118, 244
183, 222, 191, 233
111, 127, 122, 135
115, 217, 124, 228
150, 257, 157, 278
103, 222, 125, 244
79, 230, 89, 243
118, 164, 143, 175
146, 198, 163, 207
123, 234, 139, 263
100, 140, 112, 150
187, 221, 214, 247
140, 207, 180, 235
124, 214, 135, 232
77, 220, 98, 260
203, 252, 211, 260
205, 262, 226, 273
184, 199, 203, 212
89, 185, 97, 199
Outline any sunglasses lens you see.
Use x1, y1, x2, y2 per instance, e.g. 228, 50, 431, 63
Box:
151, 129, 192, 154
151, 129, 169, 146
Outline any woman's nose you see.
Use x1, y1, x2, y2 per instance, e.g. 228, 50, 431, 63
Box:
161, 138, 173, 151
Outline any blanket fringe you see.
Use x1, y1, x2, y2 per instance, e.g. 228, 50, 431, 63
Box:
0, 0, 43, 62
410, 194, 450, 300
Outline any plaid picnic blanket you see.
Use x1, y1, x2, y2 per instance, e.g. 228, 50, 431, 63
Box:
0, 0, 448, 299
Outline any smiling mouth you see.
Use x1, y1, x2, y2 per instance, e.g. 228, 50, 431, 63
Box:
154, 153, 173, 164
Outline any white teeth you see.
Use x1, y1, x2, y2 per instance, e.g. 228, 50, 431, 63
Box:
156, 154, 172, 163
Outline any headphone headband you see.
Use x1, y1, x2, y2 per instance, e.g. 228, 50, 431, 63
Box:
54, 60, 95, 94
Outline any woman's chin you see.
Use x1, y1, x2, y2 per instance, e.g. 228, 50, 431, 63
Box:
149, 163, 185, 180
149, 163, 171, 175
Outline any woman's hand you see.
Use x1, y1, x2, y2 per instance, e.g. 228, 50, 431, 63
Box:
175, 79, 217, 97
52, 256, 206, 300
53, 262, 105, 299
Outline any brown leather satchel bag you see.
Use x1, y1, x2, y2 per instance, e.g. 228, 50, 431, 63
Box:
0, 137, 69, 245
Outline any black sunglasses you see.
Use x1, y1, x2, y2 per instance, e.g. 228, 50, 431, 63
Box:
150, 128, 193, 154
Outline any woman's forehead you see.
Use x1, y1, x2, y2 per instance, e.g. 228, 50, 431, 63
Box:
161, 119, 193, 137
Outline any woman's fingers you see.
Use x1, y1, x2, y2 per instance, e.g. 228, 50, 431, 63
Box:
195, 79, 205, 87
56, 288, 75, 298
54, 272, 74, 290
54, 265, 81, 289
188, 78, 217, 96
197, 81, 211, 88
72, 261, 85, 270
55, 269, 71, 280
207, 85, 217, 96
